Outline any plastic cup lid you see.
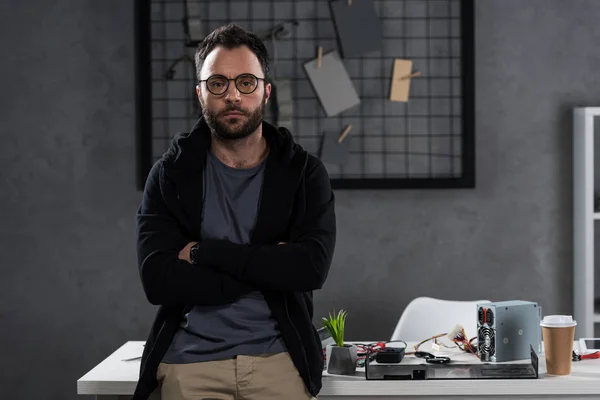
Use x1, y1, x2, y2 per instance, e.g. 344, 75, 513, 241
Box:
540, 315, 577, 327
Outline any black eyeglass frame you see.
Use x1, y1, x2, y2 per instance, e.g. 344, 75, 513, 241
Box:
198, 73, 267, 95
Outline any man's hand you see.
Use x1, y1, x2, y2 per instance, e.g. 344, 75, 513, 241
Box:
178, 241, 198, 264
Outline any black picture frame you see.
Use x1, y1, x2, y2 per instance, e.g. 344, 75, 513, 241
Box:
134, 0, 475, 190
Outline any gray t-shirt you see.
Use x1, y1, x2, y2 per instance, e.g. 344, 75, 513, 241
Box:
161, 150, 286, 364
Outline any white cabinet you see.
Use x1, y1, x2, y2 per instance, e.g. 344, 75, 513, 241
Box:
573, 107, 600, 338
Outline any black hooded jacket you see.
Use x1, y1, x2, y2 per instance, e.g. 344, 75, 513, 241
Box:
133, 118, 336, 399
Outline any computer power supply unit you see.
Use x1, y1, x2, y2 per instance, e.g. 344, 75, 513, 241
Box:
477, 300, 542, 362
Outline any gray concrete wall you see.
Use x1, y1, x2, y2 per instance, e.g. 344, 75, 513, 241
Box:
1, 0, 598, 399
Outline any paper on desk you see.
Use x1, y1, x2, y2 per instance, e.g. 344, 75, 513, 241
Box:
121, 343, 144, 362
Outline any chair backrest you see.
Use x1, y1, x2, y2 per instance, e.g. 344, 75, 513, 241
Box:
390, 297, 491, 342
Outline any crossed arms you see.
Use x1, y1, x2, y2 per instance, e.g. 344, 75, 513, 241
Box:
136, 159, 336, 306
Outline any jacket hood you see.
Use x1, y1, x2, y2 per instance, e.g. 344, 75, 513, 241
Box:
161, 117, 304, 176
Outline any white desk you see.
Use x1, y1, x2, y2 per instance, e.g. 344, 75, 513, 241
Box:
78, 341, 600, 399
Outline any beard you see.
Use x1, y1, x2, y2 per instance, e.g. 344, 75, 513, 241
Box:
202, 94, 266, 141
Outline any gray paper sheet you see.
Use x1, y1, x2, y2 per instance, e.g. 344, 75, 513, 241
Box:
329, 0, 383, 58
264, 79, 293, 130
319, 131, 352, 165
303, 50, 360, 117
185, 0, 204, 41
274, 79, 293, 130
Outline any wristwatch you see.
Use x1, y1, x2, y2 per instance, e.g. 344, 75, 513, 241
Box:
189, 242, 200, 265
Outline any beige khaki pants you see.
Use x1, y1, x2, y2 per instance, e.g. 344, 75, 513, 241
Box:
156, 352, 316, 400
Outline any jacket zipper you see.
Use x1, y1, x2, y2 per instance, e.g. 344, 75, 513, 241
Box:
284, 294, 313, 392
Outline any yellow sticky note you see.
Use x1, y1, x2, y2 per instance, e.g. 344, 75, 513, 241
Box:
390, 59, 414, 102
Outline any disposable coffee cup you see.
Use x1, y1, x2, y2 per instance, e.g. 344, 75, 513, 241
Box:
540, 315, 576, 375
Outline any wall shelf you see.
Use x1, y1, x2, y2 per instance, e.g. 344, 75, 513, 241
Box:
573, 106, 600, 338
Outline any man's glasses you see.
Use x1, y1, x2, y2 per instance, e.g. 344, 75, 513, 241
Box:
199, 73, 266, 95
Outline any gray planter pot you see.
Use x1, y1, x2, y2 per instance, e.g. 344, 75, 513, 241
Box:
326, 344, 358, 375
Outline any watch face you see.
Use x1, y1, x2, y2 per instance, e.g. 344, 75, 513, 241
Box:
190, 244, 198, 264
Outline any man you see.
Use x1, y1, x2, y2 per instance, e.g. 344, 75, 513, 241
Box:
133, 23, 336, 400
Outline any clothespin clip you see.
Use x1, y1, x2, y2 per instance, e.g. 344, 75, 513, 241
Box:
399, 71, 422, 81
317, 46, 323, 68
337, 125, 352, 143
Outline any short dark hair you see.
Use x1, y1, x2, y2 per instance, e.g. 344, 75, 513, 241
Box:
195, 24, 271, 83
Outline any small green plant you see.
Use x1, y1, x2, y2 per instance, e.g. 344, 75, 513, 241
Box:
321, 309, 347, 347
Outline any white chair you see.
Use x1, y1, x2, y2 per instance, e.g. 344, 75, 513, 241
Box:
390, 297, 491, 342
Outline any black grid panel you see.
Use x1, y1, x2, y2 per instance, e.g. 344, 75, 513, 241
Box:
135, 0, 475, 189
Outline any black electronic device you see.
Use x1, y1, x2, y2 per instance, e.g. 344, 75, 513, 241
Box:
375, 347, 405, 364
365, 345, 539, 380
477, 300, 542, 362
